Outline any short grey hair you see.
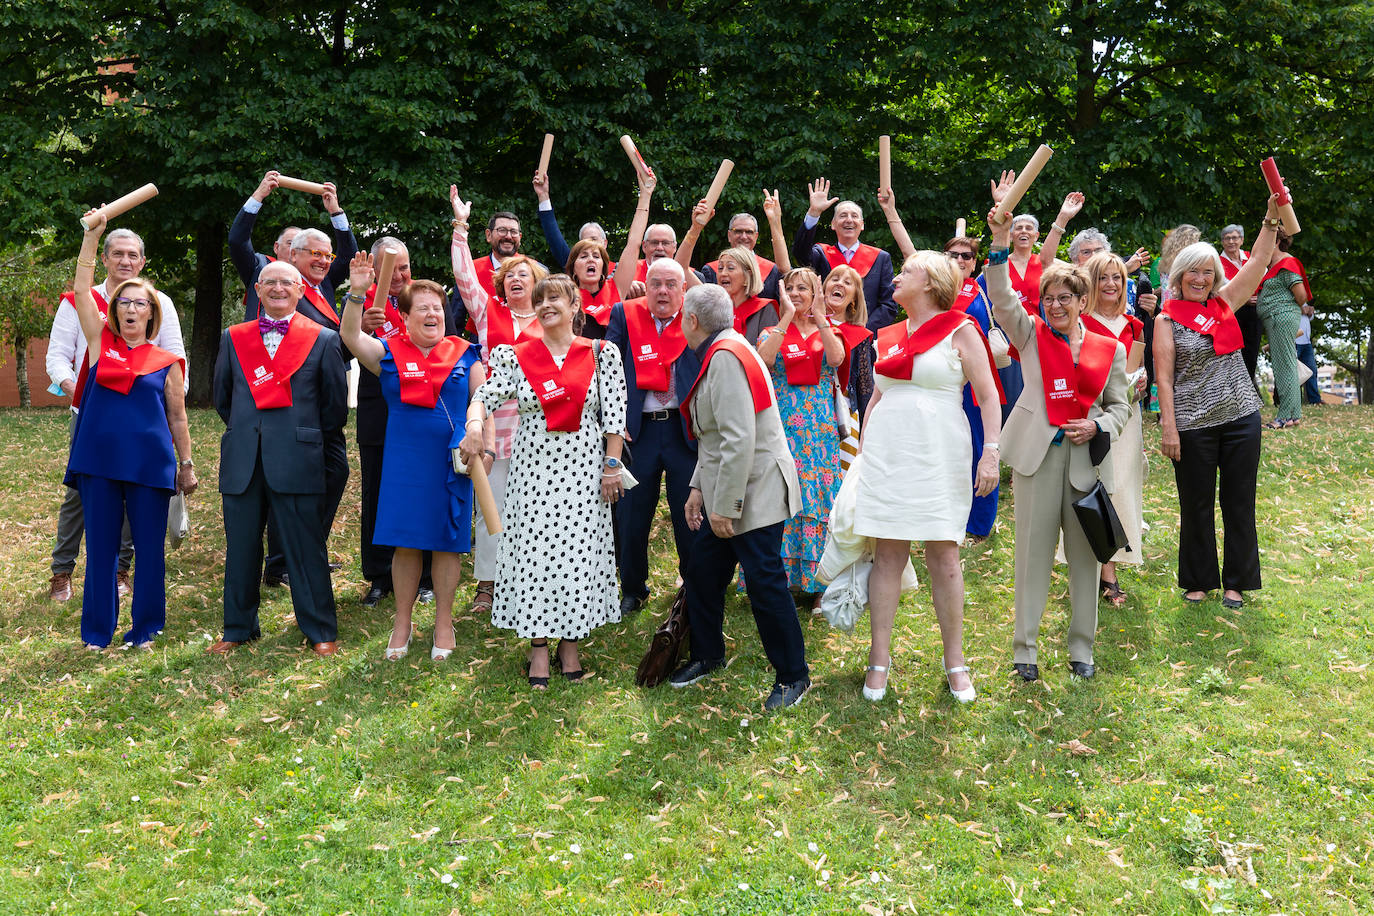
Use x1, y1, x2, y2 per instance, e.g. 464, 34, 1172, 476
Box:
1167, 241, 1227, 299
1220, 224, 1245, 241
370, 236, 409, 258
275, 226, 301, 248
103, 228, 145, 258
1011, 214, 1040, 233
683, 284, 733, 334
834, 200, 864, 219
645, 223, 677, 244
578, 222, 608, 243
1067, 228, 1111, 263
260, 260, 304, 284
728, 213, 758, 231
291, 228, 331, 252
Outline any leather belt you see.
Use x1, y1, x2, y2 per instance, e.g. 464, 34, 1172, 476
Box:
643, 409, 674, 421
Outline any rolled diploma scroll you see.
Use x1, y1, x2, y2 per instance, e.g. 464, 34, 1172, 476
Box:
955, 218, 967, 238
276, 175, 327, 195
372, 248, 399, 308
702, 159, 735, 212
619, 135, 652, 180
1260, 157, 1301, 234
879, 136, 891, 190
992, 144, 1054, 223
80, 183, 158, 230
538, 134, 555, 176
469, 457, 503, 535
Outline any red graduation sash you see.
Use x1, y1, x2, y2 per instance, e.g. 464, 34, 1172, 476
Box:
1161, 297, 1244, 356
484, 296, 543, 351
1261, 256, 1313, 304
579, 283, 619, 325
473, 253, 499, 298
1081, 313, 1143, 353
631, 258, 648, 283
1009, 256, 1043, 316
1219, 249, 1249, 281
624, 300, 686, 392
66, 289, 110, 406
93, 326, 183, 394
832, 320, 873, 392
364, 285, 407, 343
390, 335, 469, 408
953, 278, 982, 313
707, 253, 776, 281
822, 243, 880, 277
681, 337, 773, 440
732, 296, 773, 335
300, 282, 340, 326
227, 312, 323, 409
874, 311, 970, 380
777, 323, 826, 386
1036, 321, 1118, 426
514, 337, 596, 432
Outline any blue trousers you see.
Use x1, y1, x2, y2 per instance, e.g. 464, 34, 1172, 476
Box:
618, 415, 697, 600
962, 384, 999, 537
1296, 342, 1321, 404
685, 519, 808, 685
76, 475, 170, 647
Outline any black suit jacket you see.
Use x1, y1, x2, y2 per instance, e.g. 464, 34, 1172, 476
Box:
214, 322, 349, 495
791, 220, 898, 331
228, 206, 358, 322
603, 302, 701, 445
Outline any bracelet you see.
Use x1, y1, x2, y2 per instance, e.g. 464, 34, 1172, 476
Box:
1052, 223, 1067, 234
346, 293, 366, 304
452, 218, 469, 230
465, 418, 483, 429
77, 257, 98, 268
483, 449, 496, 459
988, 248, 1010, 266
1261, 217, 1282, 229
983, 443, 1000, 452
602, 471, 621, 479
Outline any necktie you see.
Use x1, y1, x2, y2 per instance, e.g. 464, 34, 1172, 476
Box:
844, 248, 854, 263
259, 316, 291, 335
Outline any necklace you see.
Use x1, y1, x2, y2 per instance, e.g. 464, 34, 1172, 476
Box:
511, 309, 535, 319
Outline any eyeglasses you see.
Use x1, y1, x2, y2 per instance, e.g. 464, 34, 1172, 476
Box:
730, 228, 759, 236
260, 278, 300, 288
1077, 247, 1105, 258
945, 251, 975, 261
490, 227, 521, 236
114, 297, 151, 309
1041, 294, 1080, 308
304, 249, 336, 262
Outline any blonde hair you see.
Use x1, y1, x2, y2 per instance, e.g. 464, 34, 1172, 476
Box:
782, 267, 822, 312
492, 255, 548, 301
822, 265, 868, 326
901, 251, 960, 311
1084, 252, 1130, 319
1167, 242, 1227, 300
1158, 224, 1201, 277
715, 247, 762, 299
106, 278, 162, 341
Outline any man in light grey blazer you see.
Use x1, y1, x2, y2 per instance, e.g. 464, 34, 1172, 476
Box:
668, 285, 809, 709
985, 206, 1130, 682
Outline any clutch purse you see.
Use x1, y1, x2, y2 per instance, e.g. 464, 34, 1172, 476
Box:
987, 327, 1012, 368
1072, 481, 1129, 564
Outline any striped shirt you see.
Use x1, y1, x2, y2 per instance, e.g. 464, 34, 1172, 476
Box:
452, 229, 525, 459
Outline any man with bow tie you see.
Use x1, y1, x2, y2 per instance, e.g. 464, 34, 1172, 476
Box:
210, 261, 348, 656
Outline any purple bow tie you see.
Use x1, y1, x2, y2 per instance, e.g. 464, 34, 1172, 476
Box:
259, 316, 291, 335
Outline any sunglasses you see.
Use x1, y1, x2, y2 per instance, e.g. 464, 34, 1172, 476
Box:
946, 251, 975, 261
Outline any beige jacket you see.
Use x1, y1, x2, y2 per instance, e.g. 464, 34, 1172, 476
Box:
986, 262, 1131, 492
687, 329, 802, 533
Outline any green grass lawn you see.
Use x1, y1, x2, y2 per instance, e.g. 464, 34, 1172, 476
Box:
1, 404, 1372, 914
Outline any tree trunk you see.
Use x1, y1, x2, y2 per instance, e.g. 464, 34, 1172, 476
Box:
14, 334, 29, 408
189, 220, 225, 407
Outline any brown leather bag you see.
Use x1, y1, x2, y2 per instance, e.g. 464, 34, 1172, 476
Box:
634, 586, 690, 687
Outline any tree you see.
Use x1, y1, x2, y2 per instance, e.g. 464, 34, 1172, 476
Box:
0, 238, 68, 407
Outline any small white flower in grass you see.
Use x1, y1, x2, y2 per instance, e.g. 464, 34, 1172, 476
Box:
870, 871, 881, 883
772, 830, 782, 838
440, 874, 453, 885
623, 853, 634, 861
130, 795, 140, 802
454, 855, 468, 864
808, 842, 818, 853
568, 843, 581, 854
738, 882, 749, 891
294, 756, 303, 764
548, 853, 559, 862
820, 870, 831, 881
315, 700, 323, 706
740, 718, 749, 728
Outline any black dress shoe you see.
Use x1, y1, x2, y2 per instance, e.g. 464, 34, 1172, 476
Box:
1069, 661, 1096, 679
263, 572, 289, 588
764, 677, 811, 710
329, 561, 343, 572
668, 657, 724, 688
619, 593, 646, 616
361, 583, 391, 608
415, 587, 435, 605
1013, 662, 1039, 682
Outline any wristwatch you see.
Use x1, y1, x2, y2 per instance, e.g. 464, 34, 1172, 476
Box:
179, 458, 195, 468
603, 456, 622, 470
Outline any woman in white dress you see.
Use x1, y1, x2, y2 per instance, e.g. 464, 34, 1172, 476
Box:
460, 275, 629, 688
852, 251, 1002, 702
1081, 252, 1151, 603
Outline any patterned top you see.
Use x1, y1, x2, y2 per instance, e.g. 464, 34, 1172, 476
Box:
1169, 321, 1261, 431
452, 229, 524, 459
1256, 269, 1301, 321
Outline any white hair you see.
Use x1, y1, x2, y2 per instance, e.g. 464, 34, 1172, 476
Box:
291, 228, 331, 251
1221, 224, 1245, 241
260, 260, 304, 283
645, 223, 677, 244
1068, 228, 1111, 263
1167, 242, 1227, 298
1011, 214, 1039, 233
578, 222, 608, 243
103, 228, 145, 258
683, 284, 733, 334
370, 236, 409, 258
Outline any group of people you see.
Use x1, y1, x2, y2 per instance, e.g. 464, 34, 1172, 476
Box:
45, 157, 1301, 709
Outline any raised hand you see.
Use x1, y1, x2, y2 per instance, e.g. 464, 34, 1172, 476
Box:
807, 178, 839, 218
1057, 191, 1085, 223
322, 182, 341, 215
532, 170, 550, 203
990, 170, 1016, 205
762, 189, 781, 221
348, 251, 375, 292
81, 208, 107, 237
691, 198, 715, 228
450, 186, 471, 223
877, 186, 898, 217
253, 170, 280, 202
639, 169, 657, 197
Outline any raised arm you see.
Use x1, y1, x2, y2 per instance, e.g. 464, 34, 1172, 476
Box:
761, 190, 792, 273
341, 253, 386, 374
1219, 193, 1283, 310
876, 187, 916, 260
322, 183, 357, 288
675, 197, 714, 278
449, 187, 489, 328
756, 286, 796, 365
614, 172, 656, 301
984, 193, 1035, 350
228, 170, 277, 284
791, 178, 837, 268
1039, 191, 1083, 269
73, 211, 111, 360
533, 170, 572, 271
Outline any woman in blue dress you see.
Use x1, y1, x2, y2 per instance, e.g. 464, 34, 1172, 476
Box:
343, 259, 483, 662
944, 235, 1001, 540
68, 211, 197, 649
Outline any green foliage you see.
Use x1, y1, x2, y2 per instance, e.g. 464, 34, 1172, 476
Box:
0, 235, 66, 347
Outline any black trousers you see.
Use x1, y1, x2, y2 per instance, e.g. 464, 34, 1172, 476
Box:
617, 415, 697, 600
263, 428, 347, 578
223, 451, 338, 644
684, 519, 808, 685
1172, 411, 1262, 593
1235, 303, 1261, 382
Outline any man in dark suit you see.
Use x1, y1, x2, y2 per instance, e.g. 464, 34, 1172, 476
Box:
228, 170, 357, 585
699, 213, 781, 302
792, 178, 897, 331
603, 259, 702, 616
209, 261, 349, 656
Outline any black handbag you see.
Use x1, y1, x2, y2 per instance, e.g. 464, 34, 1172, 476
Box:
634, 586, 689, 687
1072, 480, 1129, 564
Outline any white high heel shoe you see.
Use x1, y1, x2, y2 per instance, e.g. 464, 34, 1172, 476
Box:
384, 629, 413, 661
944, 663, 976, 703
862, 664, 889, 701
430, 643, 453, 661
